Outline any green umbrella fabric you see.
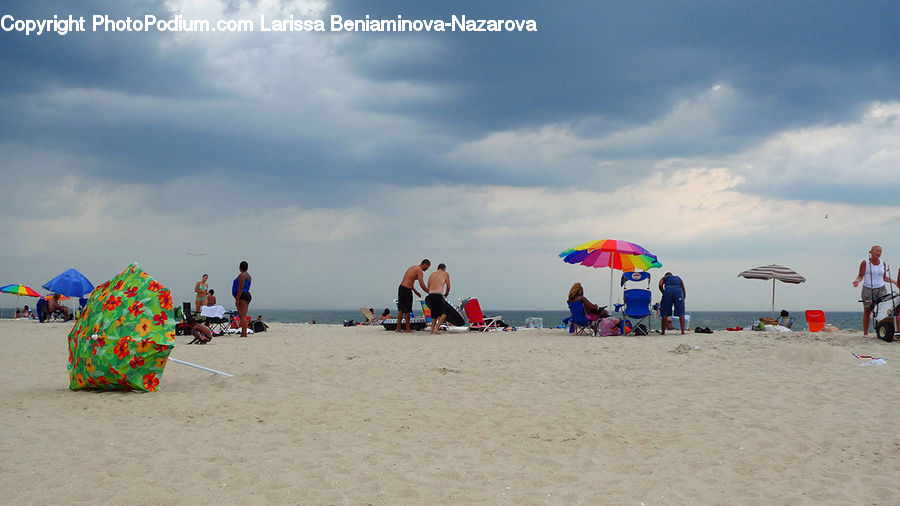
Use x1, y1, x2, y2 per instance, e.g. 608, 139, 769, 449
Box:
67, 263, 175, 392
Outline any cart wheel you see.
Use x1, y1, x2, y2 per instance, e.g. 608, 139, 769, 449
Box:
876, 319, 895, 342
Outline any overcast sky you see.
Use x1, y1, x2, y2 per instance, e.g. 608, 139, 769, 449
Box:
2, 1, 899, 313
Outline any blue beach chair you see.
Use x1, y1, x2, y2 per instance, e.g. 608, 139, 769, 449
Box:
566, 300, 598, 336
615, 271, 652, 335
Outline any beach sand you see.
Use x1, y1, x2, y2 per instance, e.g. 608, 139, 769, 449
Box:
1, 320, 898, 504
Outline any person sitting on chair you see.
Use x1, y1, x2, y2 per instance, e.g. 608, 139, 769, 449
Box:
567, 282, 604, 320
379, 308, 393, 321
48, 294, 71, 321
777, 309, 794, 329
206, 289, 217, 307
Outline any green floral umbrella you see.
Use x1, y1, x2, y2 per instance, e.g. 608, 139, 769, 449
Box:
67, 263, 175, 392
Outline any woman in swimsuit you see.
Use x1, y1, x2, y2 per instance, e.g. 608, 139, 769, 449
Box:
194, 274, 209, 311
233, 261, 252, 337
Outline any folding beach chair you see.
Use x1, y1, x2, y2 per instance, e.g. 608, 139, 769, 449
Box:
200, 305, 230, 336
175, 302, 195, 336
359, 307, 378, 324
462, 297, 502, 331
36, 296, 66, 322
419, 300, 433, 324
615, 271, 652, 335
566, 300, 598, 336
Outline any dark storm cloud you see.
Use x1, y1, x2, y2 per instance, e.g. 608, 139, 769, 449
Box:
1, 0, 899, 200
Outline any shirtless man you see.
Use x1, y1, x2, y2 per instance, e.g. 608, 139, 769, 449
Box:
48, 293, 71, 321
425, 263, 451, 334
397, 259, 430, 332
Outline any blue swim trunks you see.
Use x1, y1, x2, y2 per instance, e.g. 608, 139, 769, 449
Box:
660, 287, 685, 317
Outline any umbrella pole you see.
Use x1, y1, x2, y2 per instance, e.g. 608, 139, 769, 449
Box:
169, 357, 233, 377
609, 269, 614, 308
771, 279, 776, 318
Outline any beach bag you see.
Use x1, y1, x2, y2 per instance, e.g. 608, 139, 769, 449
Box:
252, 320, 267, 333
751, 321, 765, 331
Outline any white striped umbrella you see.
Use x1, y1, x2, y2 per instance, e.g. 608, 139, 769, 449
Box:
737, 264, 806, 317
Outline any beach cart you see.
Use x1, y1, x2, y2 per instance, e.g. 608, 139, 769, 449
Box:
873, 293, 900, 342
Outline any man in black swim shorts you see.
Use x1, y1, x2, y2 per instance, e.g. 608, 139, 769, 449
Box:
425, 263, 451, 334
396, 259, 430, 332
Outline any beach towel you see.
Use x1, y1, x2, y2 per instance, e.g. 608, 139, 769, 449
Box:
200, 305, 226, 319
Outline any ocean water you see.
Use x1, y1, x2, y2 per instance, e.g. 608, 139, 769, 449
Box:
240, 308, 863, 331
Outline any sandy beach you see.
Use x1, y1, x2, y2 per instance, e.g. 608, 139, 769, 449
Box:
1, 319, 898, 504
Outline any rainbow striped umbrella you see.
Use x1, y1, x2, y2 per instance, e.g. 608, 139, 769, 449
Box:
0, 284, 41, 297
1, 284, 42, 317
560, 239, 662, 306
560, 239, 662, 271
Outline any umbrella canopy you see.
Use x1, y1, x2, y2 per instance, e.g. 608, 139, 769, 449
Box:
560, 239, 663, 271
42, 293, 70, 301
560, 239, 663, 306
1, 284, 42, 317
0, 284, 42, 297
67, 263, 175, 392
43, 268, 94, 298
737, 264, 806, 317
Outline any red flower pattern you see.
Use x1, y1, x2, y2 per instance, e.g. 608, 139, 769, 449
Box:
158, 290, 173, 310
128, 301, 144, 317
143, 373, 160, 392
113, 337, 131, 359
103, 295, 122, 311
129, 355, 145, 369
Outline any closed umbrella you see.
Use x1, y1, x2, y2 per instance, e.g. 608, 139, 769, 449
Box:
737, 264, 806, 317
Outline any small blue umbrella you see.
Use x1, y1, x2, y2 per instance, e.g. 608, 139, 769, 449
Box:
42, 268, 95, 298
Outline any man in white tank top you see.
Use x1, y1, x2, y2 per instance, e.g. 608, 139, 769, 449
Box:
852, 245, 893, 336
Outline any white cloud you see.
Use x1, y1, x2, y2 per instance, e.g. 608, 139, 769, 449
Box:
731, 100, 900, 185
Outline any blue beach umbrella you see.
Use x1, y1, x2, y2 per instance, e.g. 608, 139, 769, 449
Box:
43, 268, 95, 298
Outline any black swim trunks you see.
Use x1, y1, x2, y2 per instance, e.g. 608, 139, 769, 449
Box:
397, 285, 413, 313
239, 291, 252, 303
425, 293, 445, 319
